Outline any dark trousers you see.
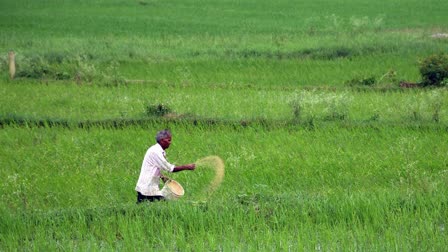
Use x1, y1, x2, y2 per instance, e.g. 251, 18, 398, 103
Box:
136, 192, 165, 204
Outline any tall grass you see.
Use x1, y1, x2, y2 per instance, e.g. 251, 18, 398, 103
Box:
1, 192, 446, 250
1, 82, 447, 124
3, 125, 448, 209
2, 0, 447, 37
1, 125, 447, 250
1, 0, 447, 86
1, 0, 448, 250
0, 33, 443, 86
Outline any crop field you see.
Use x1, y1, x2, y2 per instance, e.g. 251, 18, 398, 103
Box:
1, 0, 448, 251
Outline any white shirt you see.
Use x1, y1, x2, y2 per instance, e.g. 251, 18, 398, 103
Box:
135, 143, 175, 196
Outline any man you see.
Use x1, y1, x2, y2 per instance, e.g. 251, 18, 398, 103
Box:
135, 129, 196, 203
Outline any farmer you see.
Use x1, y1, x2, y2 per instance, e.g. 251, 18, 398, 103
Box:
135, 129, 196, 203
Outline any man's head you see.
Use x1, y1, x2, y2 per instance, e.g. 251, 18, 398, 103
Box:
156, 129, 172, 150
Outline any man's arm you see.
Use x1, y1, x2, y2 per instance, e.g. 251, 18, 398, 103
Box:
172, 163, 196, 172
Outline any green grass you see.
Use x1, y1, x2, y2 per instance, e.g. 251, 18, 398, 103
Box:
1, 31, 444, 86
2, 0, 447, 36
1, 125, 447, 250
1, 82, 447, 124
1, 0, 448, 250
1, 0, 447, 86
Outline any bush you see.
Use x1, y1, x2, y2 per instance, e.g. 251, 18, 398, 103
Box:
419, 54, 448, 87
146, 103, 172, 117
15, 55, 51, 79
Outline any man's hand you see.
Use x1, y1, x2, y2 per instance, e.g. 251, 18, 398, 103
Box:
187, 164, 196, 170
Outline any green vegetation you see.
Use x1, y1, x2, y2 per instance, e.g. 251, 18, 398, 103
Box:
419, 53, 448, 87
1, 126, 448, 250
1, 0, 447, 86
1, 0, 447, 250
1, 83, 447, 125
